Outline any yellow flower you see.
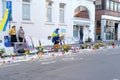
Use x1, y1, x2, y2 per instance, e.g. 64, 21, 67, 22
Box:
63, 44, 70, 52
36, 46, 44, 51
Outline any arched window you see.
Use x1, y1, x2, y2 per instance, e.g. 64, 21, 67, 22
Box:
74, 6, 89, 19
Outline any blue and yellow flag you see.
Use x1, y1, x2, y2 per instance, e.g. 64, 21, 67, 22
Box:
0, 1, 12, 32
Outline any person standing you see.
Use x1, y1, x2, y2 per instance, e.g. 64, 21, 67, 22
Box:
79, 27, 83, 44
18, 26, 25, 42
9, 25, 17, 46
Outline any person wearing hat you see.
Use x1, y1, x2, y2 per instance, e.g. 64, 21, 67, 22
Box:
18, 26, 25, 42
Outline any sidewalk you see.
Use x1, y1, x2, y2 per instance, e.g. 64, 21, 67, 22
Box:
0, 40, 120, 66
0, 42, 120, 66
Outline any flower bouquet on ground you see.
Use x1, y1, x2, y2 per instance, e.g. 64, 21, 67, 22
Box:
24, 49, 30, 54
93, 43, 99, 49
0, 48, 5, 57
81, 44, 88, 49
98, 40, 105, 47
36, 46, 44, 51
35, 46, 44, 55
62, 44, 70, 52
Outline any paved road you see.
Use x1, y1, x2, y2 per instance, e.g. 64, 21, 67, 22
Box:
0, 48, 120, 80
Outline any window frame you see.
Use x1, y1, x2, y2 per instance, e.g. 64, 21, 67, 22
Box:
22, 0, 31, 20
46, 1, 53, 22
59, 3, 65, 23
113, 2, 118, 12
110, 1, 114, 11
105, 0, 110, 10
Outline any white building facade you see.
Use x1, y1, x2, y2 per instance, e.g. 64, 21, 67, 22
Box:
0, 0, 95, 45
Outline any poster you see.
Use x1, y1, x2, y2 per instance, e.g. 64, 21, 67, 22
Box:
61, 28, 66, 36
24, 36, 33, 49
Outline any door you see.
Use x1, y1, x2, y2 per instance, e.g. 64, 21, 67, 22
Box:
106, 26, 114, 40
73, 25, 84, 42
115, 23, 118, 40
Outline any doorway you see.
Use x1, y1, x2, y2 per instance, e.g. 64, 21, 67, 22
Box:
73, 25, 83, 41
115, 23, 118, 40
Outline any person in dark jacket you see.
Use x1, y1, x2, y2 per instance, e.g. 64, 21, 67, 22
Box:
79, 27, 83, 44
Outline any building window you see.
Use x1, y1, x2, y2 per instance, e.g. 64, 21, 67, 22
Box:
110, 1, 114, 11
105, 20, 114, 40
59, 3, 65, 23
23, 0, 30, 2
22, 0, 30, 20
96, 5, 102, 9
118, 4, 120, 12
114, 2, 118, 12
95, 0, 102, 10
106, 0, 110, 10
46, 0, 53, 22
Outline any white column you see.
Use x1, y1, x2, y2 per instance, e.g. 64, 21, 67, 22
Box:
89, 20, 95, 42
118, 23, 120, 40
83, 26, 86, 43
90, 24, 95, 42
101, 19, 106, 41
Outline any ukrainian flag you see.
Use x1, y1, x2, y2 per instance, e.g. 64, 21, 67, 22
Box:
0, 1, 12, 32
0, 9, 9, 31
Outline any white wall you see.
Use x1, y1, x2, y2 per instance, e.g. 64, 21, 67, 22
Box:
0, 0, 95, 44
118, 24, 120, 40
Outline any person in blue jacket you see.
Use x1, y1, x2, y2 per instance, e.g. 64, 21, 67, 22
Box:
52, 28, 60, 45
